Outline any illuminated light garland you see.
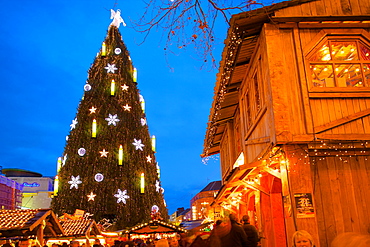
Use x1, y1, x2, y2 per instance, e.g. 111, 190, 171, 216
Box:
139, 95, 145, 113
92, 119, 97, 138
102, 42, 107, 56
57, 157, 62, 173
111, 79, 115, 96
119, 145, 123, 165
54, 175, 59, 195
140, 173, 145, 194
156, 163, 160, 178
133, 68, 137, 82
151, 135, 156, 152
203, 27, 242, 157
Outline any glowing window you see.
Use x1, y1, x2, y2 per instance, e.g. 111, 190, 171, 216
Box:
308, 39, 370, 88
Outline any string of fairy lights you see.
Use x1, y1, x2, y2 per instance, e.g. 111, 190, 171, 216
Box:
203, 25, 243, 157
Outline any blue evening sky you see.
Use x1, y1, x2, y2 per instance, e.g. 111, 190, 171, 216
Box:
0, 0, 275, 214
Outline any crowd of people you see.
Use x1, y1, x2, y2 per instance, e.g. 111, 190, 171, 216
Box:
1, 215, 369, 247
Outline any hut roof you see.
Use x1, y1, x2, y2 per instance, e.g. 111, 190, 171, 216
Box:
0, 209, 64, 238
59, 218, 101, 237
129, 220, 187, 234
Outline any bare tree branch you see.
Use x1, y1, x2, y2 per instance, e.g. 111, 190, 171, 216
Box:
132, 0, 264, 69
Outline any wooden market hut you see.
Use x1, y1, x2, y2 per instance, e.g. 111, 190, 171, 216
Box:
128, 220, 186, 236
202, 0, 370, 246
59, 218, 101, 238
0, 209, 64, 244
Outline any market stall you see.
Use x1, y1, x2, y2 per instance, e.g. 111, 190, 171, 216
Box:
0, 209, 64, 245
127, 220, 187, 240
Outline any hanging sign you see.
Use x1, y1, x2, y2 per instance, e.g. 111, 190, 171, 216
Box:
294, 193, 315, 218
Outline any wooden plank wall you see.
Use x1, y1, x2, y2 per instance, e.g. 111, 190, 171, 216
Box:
311, 155, 370, 246
284, 145, 319, 246
274, 0, 370, 17
263, 24, 310, 142
241, 31, 277, 164
310, 98, 370, 135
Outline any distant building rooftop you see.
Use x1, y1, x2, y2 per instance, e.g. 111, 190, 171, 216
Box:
2, 168, 42, 177
200, 181, 221, 192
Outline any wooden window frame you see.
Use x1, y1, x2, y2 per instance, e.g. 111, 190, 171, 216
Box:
306, 33, 370, 93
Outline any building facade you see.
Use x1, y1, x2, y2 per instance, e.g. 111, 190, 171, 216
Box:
202, 0, 370, 246
0, 175, 23, 209
190, 181, 221, 221
3, 169, 54, 209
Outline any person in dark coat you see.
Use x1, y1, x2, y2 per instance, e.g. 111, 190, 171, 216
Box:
241, 215, 259, 247
220, 214, 251, 247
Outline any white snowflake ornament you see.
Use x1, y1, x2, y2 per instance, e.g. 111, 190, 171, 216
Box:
68, 175, 82, 189
105, 114, 120, 126
105, 63, 118, 73
132, 139, 144, 151
114, 189, 129, 204
141, 118, 147, 126
70, 118, 78, 130
62, 154, 67, 166
155, 180, 161, 192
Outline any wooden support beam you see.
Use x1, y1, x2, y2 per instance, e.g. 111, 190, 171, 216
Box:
316, 134, 370, 140
241, 180, 270, 195
245, 136, 270, 146
314, 108, 370, 133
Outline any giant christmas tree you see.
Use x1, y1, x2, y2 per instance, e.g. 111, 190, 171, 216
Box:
51, 11, 168, 229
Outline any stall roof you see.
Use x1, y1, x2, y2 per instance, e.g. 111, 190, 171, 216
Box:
0, 209, 64, 238
60, 218, 101, 237
129, 220, 187, 234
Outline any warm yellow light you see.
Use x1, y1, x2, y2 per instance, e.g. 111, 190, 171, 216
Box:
111, 79, 115, 96
151, 135, 156, 152
102, 42, 106, 56
57, 157, 62, 173
119, 145, 123, 165
92, 119, 97, 138
54, 175, 59, 195
140, 173, 145, 194
133, 68, 137, 82
156, 163, 160, 178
